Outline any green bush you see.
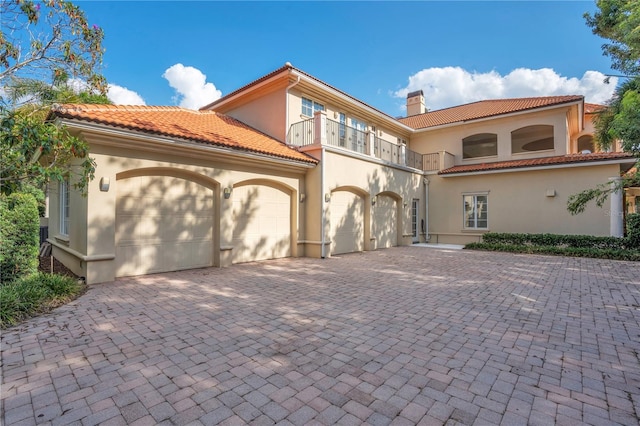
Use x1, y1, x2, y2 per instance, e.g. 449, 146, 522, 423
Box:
0, 273, 83, 328
0, 193, 40, 283
480, 232, 627, 250
627, 213, 640, 248
465, 242, 640, 261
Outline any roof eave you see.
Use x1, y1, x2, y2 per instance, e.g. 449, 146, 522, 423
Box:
410, 98, 584, 133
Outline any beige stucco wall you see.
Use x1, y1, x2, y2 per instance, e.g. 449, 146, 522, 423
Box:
409, 107, 573, 163
427, 163, 622, 244
49, 131, 310, 284
301, 147, 424, 254
223, 86, 288, 142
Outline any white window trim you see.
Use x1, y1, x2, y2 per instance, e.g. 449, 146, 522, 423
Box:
59, 180, 69, 237
301, 96, 325, 118
462, 192, 489, 230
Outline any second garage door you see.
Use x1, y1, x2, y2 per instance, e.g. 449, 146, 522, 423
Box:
232, 184, 291, 263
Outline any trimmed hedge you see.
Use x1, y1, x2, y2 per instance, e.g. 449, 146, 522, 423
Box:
465, 242, 640, 261
467, 225, 640, 261
627, 213, 640, 248
480, 233, 628, 249
1, 193, 40, 283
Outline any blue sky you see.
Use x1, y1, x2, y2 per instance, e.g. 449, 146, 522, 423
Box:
79, 1, 618, 114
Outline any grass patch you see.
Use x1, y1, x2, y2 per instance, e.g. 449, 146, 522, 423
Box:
1, 273, 86, 328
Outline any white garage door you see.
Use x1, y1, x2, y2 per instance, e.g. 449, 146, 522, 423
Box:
373, 195, 397, 249
330, 191, 364, 255
232, 185, 291, 263
115, 175, 214, 277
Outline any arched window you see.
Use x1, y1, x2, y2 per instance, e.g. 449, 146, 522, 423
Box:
462, 133, 498, 159
578, 135, 594, 153
511, 125, 554, 153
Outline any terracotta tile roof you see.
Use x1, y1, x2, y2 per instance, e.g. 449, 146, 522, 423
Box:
585, 103, 607, 114
399, 96, 584, 129
439, 152, 635, 175
49, 104, 317, 164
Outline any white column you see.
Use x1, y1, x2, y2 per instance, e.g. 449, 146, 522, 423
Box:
314, 110, 327, 145
609, 177, 623, 237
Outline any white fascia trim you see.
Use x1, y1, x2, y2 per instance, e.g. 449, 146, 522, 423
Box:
440, 158, 637, 177
412, 101, 583, 134
289, 70, 415, 134
60, 119, 317, 170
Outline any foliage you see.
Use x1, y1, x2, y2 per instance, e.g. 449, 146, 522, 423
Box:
466, 231, 640, 261
0, 0, 106, 94
465, 242, 640, 261
0, 193, 40, 283
0, 272, 84, 328
0, 104, 96, 195
584, 0, 640, 76
626, 213, 640, 248
569, 0, 640, 215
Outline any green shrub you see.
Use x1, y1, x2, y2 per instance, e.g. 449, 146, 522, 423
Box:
480, 232, 627, 250
0, 273, 83, 328
626, 213, 640, 248
465, 242, 640, 261
0, 193, 40, 283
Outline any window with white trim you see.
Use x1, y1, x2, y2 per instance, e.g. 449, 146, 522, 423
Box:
301, 97, 324, 117
463, 194, 488, 229
60, 180, 70, 236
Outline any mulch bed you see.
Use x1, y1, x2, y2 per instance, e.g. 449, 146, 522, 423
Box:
38, 256, 79, 279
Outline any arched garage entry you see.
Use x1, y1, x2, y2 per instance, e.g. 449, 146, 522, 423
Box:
330, 187, 368, 255
232, 179, 295, 264
115, 168, 218, 277
372, 192, 401, 249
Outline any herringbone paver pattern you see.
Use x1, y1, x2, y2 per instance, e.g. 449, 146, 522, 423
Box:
2, 248, 639, 425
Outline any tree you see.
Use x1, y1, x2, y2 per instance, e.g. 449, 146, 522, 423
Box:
1, 0, 106, 94
0, 0, 107, 196
568, 0, 640, 215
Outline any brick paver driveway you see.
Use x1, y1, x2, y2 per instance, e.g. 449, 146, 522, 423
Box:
2, 247, 640, 425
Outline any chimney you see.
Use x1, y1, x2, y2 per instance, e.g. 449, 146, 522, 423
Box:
406, 90, 426, 116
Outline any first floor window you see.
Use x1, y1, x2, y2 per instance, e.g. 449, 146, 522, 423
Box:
302, 97, 324, 117
463, 194, 488, 229
60, 180, 69, 236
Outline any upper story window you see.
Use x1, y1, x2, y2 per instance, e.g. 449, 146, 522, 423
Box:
302, 97, 324, 117
462, 133, 498, 159
60, 179, 69, 236
511, 125, 554, 153
578, 135, 595, 153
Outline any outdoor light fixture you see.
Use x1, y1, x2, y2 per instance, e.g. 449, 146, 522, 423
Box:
300, 193, 306, 203
99, 177, 110, 192
371, 196, 377, 206
223, 187, 232, 199
324, 193, 331, 202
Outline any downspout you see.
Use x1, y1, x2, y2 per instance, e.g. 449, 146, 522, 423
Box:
424, 176, 430, 242
321, 146, 326, 258
285, 74, 301, 141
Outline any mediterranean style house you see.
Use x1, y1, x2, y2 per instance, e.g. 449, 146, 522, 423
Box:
47, 63, 637, 284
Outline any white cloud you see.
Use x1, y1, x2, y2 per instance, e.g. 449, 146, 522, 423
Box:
162, 64, 222, 110
107, 84, 146, 105
393, 67, 617, 111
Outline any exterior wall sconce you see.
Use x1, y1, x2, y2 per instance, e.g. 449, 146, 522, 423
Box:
99, 177, 110, 192
371, 196, 377, 206
545, 189, 556, 197
324, 193, 331, 202
403, 202, 408, 208
300, 193, 306, 203
223, 187, 232, 199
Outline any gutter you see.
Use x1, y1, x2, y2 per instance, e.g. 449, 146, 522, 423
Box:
320, 146, 327, 258
285, 74, 301, 140
424, 177, 430, 242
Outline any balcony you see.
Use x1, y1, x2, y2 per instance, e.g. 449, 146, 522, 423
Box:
287, 112, 455, 172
